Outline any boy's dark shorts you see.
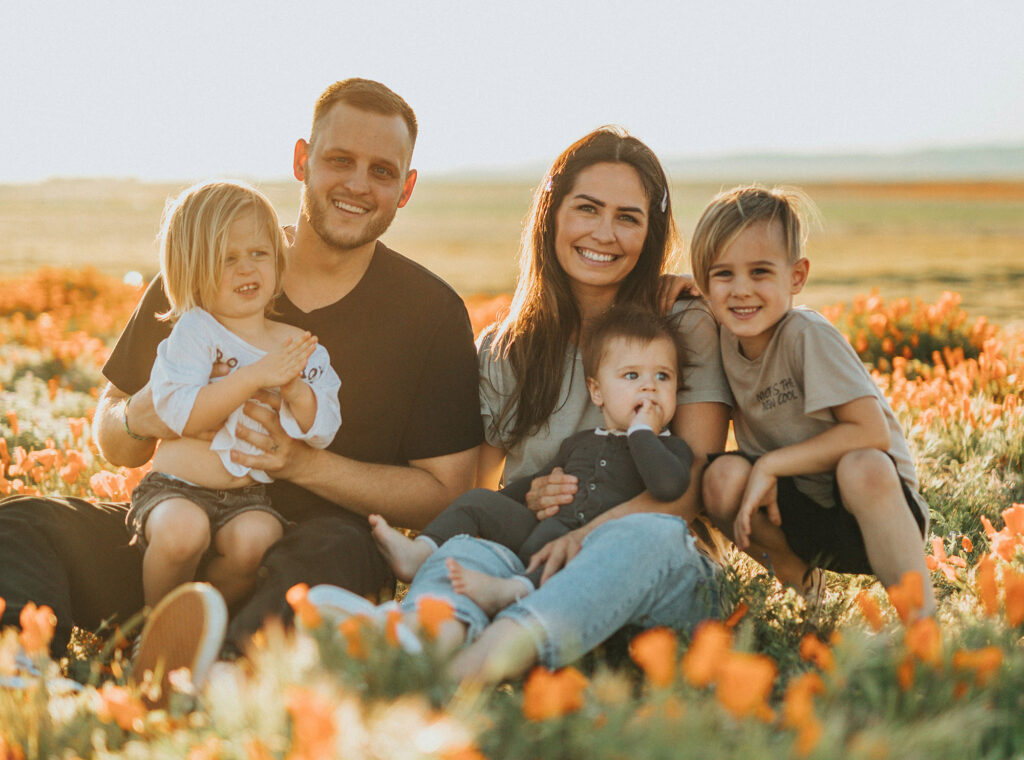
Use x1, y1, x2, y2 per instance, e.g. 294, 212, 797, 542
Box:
708, 451, 927, 574
126, 471, 286, 553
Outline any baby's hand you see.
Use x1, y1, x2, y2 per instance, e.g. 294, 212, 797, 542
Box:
631, 398, 663, 430
251, 332, 317, 389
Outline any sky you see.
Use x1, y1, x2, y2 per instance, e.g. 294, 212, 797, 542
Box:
2, 0, 1022, 182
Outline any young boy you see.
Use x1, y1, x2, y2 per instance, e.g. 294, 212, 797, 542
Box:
691, 185, 934, 615
370, 304, 694, 615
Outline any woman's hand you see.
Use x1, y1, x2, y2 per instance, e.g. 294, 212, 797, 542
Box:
657, 273, 700, 314
524, 528, 586, 585
231, 388, 311, 479
525, 467, 578, 520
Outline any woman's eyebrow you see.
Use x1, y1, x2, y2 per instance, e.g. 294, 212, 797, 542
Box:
573, 193, 646, 215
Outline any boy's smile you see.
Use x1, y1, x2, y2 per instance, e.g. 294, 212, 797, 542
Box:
705, 220, 809, 360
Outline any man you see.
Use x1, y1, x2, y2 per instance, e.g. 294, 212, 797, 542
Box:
0, 80, 483, 673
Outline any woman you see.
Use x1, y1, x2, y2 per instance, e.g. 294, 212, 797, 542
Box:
400, 126, 733, 681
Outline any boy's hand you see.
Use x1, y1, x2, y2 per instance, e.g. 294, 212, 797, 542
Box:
733, 461, 781, 550
250, 333, 316, 389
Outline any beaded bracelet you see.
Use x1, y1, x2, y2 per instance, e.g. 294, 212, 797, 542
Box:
123, 395, 153, 441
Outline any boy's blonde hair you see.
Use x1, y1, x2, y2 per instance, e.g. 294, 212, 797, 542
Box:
158, 180, 286, 321
690, 185, 817, 294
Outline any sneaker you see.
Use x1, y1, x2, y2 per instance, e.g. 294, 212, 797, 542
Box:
307, 584, 422, 654
131, 583, 227, 709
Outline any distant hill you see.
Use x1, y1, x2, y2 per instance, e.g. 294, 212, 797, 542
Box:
662, 144, 1024, 182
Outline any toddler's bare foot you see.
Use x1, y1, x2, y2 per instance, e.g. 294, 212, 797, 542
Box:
445, 557, 532, 617
369, 514, 434, 583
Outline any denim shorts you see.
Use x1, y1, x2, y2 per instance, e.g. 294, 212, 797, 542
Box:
126, 471, 286, 552
708, 451, 926, 574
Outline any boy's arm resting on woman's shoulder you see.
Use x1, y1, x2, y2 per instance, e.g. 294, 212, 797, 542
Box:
627, 428, 693, 502
230, 390, 477, 529
525, 400, 730, 584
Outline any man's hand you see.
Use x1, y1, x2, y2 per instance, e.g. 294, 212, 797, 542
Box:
524, 528, 586, 585
525, 467, 578, 520
733, 460, 781, 550
230, 389, 312, 478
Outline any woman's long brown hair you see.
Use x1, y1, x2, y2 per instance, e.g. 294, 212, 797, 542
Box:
483, 126, 679, 449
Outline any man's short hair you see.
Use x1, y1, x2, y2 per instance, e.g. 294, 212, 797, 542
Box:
310, 78, 418, 150
582, 303, 686, 383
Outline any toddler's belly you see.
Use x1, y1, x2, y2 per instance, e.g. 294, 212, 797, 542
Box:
152, 437, 256, 490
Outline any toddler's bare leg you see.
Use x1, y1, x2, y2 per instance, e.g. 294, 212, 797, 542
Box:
142, 498, 211, 606
445, 557, 532, 618
206, 511, 283, 607
702, 456, 810, 589
369, 514, 435, 583
837, 449, 935, 617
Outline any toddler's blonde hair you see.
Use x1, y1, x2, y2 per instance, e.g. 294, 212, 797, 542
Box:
158, 180, 286, 321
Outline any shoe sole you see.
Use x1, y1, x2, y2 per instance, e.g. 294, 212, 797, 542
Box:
132, 582, 227, 709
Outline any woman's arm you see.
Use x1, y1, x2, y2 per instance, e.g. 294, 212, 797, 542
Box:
476, 441, 506, 490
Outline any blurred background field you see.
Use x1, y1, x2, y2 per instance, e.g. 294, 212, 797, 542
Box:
1, 176, 1021, 328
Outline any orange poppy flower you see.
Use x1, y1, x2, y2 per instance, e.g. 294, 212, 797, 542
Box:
417, 596, 455, 639
886, 571, 924, 624
896, 656, 915, 691
975, 555, 998, 617
285, 583, 322, 629
1002, 568, 1024, 627
245, 738, 275, 760
338, 617, 368, 660
629, 627, 677, 687
856, 591, 886, 632
799, 634, 835, 672
961, 536, 974, 553
68, 417, 86, 443
952, 646, 1003, 687
782, 672, 825, 757
0, 596, 5, 622
1002, 504, 1024, 535
0, 438, 9, 469
385, 608, 403, 648
521, 666, 588, 721
714, 651, 776, 721
18, 601, 56, 655
286, 687, 337, 760
904, 617, 941, 666
724, 601, 749, 629
681, 620, 733, 687
97, 683, 147, 732
6, 411, 18, 437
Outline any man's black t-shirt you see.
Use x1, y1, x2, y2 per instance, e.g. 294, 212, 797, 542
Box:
103, 241, 484, 522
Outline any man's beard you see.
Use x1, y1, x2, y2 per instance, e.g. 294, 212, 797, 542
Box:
300, 179, 398, 252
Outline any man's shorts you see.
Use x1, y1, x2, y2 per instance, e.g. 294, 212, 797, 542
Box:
708, 451, 927, 574
126, 471, 286, 553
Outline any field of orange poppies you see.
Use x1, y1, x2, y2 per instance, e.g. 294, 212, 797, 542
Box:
1, 269, 1023, 759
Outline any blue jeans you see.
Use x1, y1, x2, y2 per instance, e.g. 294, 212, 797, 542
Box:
402, 513, 722, 668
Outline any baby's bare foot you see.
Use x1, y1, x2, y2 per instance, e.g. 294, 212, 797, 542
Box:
369, 514, 434, 583
445, 557, 532, 617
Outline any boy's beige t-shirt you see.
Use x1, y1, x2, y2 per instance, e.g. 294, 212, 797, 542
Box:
721, 306, 929, 524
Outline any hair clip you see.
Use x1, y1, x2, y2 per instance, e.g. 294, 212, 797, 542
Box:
660, 186, 668, 214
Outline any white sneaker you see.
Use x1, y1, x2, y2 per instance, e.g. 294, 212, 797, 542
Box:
306, 585, 422, 654
131, 583, 227, 709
